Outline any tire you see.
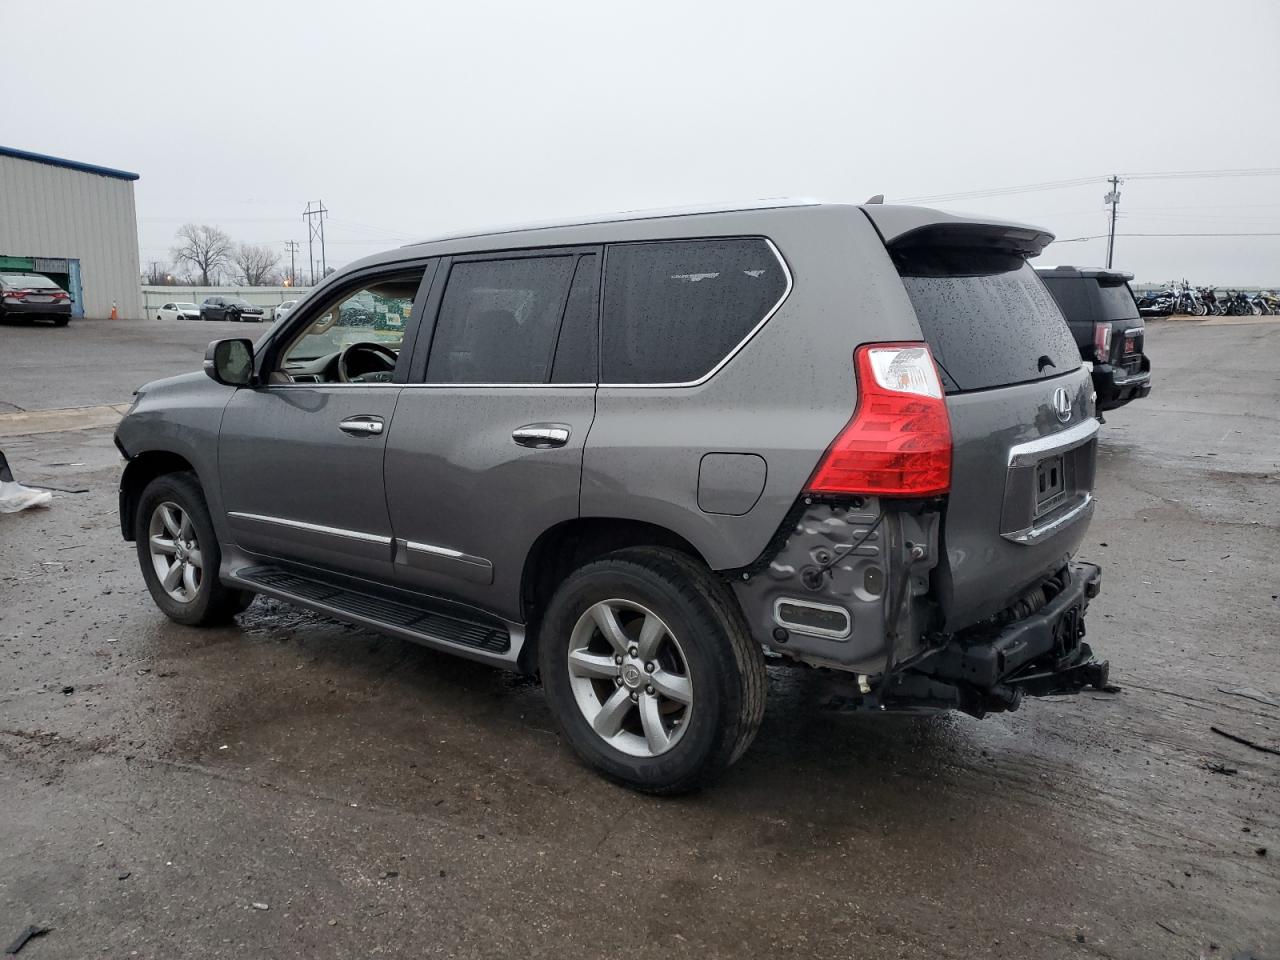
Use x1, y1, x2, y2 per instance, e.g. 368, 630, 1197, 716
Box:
538, 546, 767, 794
157, 314, 163, 321
134, 471, 254, 626
1191, 303, 1207, 317
53, 316, 70, 327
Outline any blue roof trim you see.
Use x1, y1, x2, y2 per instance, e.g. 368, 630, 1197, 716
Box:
0, 145, 139, 181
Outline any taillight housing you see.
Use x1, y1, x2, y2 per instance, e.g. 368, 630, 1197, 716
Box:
806, 342, 952, 497
1093, 322, 1113, 363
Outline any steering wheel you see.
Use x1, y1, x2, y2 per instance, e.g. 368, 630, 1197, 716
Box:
336, 341, 398, 383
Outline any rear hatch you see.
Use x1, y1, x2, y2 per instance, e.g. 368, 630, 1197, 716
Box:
868, 214, 1099, 630
1093, 275, 1145, 375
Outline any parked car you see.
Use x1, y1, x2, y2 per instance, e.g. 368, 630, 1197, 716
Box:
156, 301, 201, 322
0, 272, 73, 326
199, 296, 265, 322
272, 299, 299, 322
1036, 266, 1152, 411
116, 201, 1109, 793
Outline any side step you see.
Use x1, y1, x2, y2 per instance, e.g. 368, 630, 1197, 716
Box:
233, 564, 518, 664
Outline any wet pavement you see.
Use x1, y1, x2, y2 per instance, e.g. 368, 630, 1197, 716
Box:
1, 318, 1277, 958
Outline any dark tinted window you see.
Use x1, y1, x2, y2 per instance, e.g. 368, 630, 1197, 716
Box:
426, 256, 575, 383
895, 247, 1080, 393
1095, 280, 1140, 321
601, 239, 787, 383
1040, 277, 1094, 326
551, 255, 599, 383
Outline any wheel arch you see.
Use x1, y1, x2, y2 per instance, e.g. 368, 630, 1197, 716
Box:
119, 450, 198, 541
517, 517, 711, 673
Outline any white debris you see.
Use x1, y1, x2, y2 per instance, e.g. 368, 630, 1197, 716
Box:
0, 479, 52, 513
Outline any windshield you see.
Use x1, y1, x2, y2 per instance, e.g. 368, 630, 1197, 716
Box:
894, 247, 1080, 392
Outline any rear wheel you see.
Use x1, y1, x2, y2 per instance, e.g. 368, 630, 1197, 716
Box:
53, 316, 70, 327
134, 472, 254, 626
538, 547, 766, 794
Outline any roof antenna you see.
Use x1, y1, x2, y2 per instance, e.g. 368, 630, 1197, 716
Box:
865, 194, 884, 204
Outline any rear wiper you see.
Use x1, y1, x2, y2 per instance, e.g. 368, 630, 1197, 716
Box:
1037, 355, 1056, 372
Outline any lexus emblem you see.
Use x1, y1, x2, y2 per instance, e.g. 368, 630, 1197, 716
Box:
1053, 387, 1072, 424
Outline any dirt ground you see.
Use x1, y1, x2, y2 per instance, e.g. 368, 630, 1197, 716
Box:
1, 316, 1277, 959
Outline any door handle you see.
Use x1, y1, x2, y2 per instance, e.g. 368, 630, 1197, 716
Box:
512, 424, 570, 448
339, 416, 385, 437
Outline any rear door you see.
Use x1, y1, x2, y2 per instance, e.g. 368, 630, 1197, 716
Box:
384, 248, 600, 621
888, 234, 1097, 630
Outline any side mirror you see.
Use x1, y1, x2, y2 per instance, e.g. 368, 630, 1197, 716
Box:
204, 338, 255, 386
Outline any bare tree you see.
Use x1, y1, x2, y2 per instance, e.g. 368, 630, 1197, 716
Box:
171, 224, 234, 286
171, 225, 234, 285
232, 243, 282, 286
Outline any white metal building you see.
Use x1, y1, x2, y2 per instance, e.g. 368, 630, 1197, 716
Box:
0, 145, 143, 319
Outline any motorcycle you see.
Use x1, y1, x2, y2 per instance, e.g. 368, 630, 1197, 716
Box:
1199, 287, 1224, 316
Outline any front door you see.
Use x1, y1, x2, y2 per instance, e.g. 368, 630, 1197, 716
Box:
218, 264, 432, 581
385, 249, 600, 621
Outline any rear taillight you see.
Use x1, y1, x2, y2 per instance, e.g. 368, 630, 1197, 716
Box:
3, 290, 27, 300
1093, 322, 1112, 362
806, 342, 952, 497
51, 291, 69, 300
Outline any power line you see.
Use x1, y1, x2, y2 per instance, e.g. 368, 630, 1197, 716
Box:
1053, 232, 1280, 243
894, 166, 1280, 205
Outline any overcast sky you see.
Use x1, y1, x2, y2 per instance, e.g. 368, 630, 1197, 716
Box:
10, 0, 1280, 284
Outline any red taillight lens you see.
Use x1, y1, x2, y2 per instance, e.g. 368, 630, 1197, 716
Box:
805, 342, 952, 497
4, 290, 27, 300
1093, 322, 1112, 362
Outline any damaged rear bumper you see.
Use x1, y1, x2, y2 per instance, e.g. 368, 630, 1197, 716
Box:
878, 561, 1109, 716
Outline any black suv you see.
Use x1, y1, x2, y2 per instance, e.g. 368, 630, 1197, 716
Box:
1037, 266, 1152, 411
200, 296, 265, 322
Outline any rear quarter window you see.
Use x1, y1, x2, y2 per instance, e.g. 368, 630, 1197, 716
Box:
601, 238, 787, 384
894, 247, 1080, 393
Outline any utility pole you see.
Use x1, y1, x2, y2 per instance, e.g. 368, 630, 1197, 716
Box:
1104, 175, 1121, 269
283, 240, 300, 286
303, 200, 329, 284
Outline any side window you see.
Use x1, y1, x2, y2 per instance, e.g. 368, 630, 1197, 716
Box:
426, 256, 575, 384
601, 238, 787, 384
551, 254, 599, 383
278, 271, 423, 381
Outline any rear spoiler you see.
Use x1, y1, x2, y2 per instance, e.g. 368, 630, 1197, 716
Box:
1036, 265, 1135, 284
860, 205, 1054, 258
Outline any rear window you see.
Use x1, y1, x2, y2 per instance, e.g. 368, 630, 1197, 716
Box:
1, 273, 59, 289
1094, 279, 1140, 321
893, 247, 1080, 393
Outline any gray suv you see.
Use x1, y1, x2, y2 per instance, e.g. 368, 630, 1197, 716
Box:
116, 201, 1109, 793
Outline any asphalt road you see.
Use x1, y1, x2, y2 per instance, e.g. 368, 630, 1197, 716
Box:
0, 316, 265, 413
1, 317, 1277, 959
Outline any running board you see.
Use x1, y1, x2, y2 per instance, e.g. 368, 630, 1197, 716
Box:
231, 564, 521, 667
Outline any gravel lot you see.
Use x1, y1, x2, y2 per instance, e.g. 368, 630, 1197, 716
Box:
1, 316, 1277, 958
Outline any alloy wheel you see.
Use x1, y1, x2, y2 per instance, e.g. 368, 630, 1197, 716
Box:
148, 501, 203, 603
566, 599, 693, 758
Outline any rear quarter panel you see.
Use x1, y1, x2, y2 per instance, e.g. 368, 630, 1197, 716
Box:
581, 205, 926, 570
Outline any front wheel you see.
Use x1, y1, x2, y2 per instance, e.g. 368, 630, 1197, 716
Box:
538, 547, 767, 794
134, 472, 254, 625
